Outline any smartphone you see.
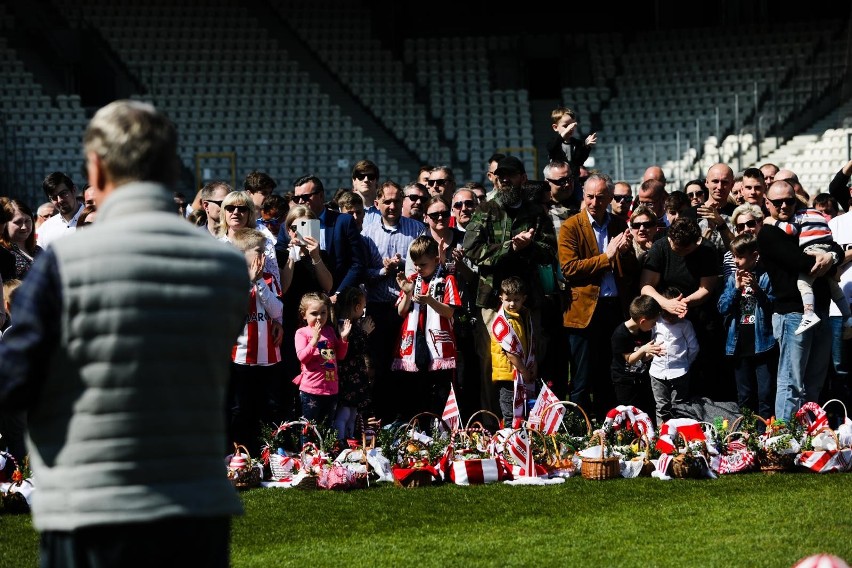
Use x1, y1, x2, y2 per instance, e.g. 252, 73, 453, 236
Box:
296, 218, 320, 243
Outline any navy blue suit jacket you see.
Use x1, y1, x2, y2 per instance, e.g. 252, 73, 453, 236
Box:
275, 208, 364, 294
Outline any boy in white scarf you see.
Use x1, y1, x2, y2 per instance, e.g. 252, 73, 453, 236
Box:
393, 236, 461, 420
489, 276, 536, 428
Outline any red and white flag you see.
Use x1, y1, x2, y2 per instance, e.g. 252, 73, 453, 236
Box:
511, 376, 527, 428
442, 383, 461, 431
528, 382, 564, 435
506, 429, 535, 477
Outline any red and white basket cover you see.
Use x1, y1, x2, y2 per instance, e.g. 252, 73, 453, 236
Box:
710, 439, 757, 474
447, 457, 511, 485
795, 449, 852, 473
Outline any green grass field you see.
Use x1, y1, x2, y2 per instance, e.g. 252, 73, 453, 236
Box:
3, 472, 851, 567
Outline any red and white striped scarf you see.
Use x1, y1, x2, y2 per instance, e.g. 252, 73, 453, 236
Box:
393, 269, 459, 372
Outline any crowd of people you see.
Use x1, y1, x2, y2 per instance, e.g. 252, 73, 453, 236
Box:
3, 99, 852, 564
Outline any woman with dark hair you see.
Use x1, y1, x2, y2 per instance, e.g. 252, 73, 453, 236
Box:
683, 179, 708, 209
0, 198, 24, 281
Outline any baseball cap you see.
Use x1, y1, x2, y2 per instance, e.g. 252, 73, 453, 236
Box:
495, 156, 526, 177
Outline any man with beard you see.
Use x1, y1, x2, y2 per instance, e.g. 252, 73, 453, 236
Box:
462, 156, 558, 414
401, 181, 427, 223
36, 172, 83, 249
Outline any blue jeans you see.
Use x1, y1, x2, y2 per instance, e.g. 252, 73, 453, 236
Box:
772, 311, 832, 422
732, 349, 776, 421
830, 316, 848, 380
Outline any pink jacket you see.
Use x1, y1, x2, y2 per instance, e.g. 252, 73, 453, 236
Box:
293, 325, 349, 395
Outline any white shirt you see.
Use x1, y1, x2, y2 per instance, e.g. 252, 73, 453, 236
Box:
36, 204, 83, 249
828, 212, 852, 317
649, 316, 699, 380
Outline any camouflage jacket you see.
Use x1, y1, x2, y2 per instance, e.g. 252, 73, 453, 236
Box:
461, 199, 557, 309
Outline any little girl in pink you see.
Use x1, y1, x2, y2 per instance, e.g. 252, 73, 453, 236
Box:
293, 292, 351, 429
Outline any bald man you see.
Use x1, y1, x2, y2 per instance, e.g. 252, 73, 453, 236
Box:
642, 165, 667, 186
776, 169, 811, 206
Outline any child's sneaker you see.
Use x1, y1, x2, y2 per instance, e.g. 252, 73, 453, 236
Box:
795, 312, 820, 335
843, 317, 852, 340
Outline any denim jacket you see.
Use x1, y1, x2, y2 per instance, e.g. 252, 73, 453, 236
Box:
717, 265, 776, 356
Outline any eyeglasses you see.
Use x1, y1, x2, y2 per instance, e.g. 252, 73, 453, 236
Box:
426, 211, 451, 221
735, 219, 759, 231
686, 191, 704, 199
546, 177, 572, 187
612, 194, 632, 203
630, 221, 656, 230
767, 197, 797, 208
224, 204, 250, 213
426, 179, 447, 187
354, 173, 377, 182
405, 194, 425, 202
49, 189, 73, 202
453, 200, 475, 209
292, 189, 322, 203
205, 199, 223, 207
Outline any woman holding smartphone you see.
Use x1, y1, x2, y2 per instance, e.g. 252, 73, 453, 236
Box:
278, 205, 334, 421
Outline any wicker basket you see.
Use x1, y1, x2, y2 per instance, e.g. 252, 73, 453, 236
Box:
670, 433, 709, 479
227, 444, 262, 490
580, 432, 621, 480
266, 420, 324, 480
631, 435, 656, 477
756, 448, 797, 473
755, 417, 798, 474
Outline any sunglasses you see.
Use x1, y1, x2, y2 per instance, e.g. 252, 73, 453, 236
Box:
426, 211, 451, 221
224, 204, 250, 213
767, 197, 797, 208
205, 199, 223, 207
546, 177, 572, 187
354, 173, 377, 182
630, 221, 656, 230
405, 194, 425, 202
292, 189, 322, 203
426, 179, 447, 187
735, 219, 759, 231
686, 191, 704, 199
453, 200, 475, 209
612, 194, 632, 203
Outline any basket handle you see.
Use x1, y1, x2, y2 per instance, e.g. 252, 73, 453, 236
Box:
542, 400, 592, 435
406, 412, 452, 434
464, 409, 503, 432
822, 398, 849, 422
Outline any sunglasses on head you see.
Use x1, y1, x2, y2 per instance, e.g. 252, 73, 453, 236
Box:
453, 200, 475, 209
355, 173, 377, 182
426, 179, 447, 187
292, 189, 322, 203
426, 211, 450, 221
612, 194, 631, 202
735, 219, 758, 231
630, 221, 656, 230
767, 197, 797, 208
224, 204, 250, 213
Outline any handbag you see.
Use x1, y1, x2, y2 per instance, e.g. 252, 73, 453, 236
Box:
538, 262, 559, 296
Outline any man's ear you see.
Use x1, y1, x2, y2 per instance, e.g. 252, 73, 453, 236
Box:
86, 152, 104, 192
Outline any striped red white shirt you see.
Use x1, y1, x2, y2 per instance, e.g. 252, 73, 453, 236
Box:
232, 271, 283, 365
